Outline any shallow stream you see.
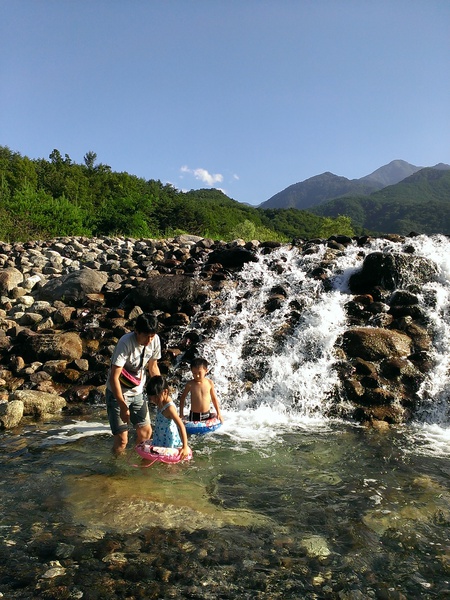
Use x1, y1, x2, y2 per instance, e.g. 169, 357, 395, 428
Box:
1, 409, 450, 599
2, 234, 450, 598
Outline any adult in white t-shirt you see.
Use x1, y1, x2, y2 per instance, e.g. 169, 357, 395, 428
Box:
106, 313, 161, 454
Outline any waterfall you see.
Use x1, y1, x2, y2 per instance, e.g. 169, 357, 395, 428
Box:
405, 235, 450, 439
178, 235, 450, 436
182, 242, 360, 423
197, 244, 345, 417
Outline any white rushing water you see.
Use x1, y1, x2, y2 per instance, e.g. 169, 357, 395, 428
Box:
177, 235, 450, 453
45, 235, 450, 455
402, 235, 450, 455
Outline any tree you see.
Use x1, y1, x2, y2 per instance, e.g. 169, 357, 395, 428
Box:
229, 219, 256, 240
49, 149, 63, 165
84, 151, 97, 170
319, 215, 354, 238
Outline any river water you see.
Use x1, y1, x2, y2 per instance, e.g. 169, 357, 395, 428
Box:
1, 235, 450, 599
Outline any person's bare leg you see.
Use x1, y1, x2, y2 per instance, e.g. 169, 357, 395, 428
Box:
113, 430, 128, 455
136, 423, 152, 444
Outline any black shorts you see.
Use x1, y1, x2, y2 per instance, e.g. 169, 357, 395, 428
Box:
189, 410, 216, 422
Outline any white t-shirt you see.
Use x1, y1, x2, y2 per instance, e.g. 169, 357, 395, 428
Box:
106, 331, 161, 397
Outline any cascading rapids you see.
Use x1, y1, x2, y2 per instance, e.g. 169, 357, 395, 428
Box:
405, 235, 450, 426
178, 241, 358, 418
178, 235, 450, 431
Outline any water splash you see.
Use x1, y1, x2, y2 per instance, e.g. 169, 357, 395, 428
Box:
180, 236, 450, 440
180, 243, 358, 421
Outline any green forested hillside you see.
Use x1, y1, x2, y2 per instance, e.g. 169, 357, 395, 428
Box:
0, 146, 353, 242
312, 168, 450, 235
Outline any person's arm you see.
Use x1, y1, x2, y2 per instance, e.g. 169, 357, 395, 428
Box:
209, 380, 223, 422
109, 365, 130, 424
163, 404, 191, 459
147, 359, 160, 378
178, 382, 190, 418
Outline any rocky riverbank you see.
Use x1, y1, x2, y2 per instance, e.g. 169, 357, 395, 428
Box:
0, 233, 442, 430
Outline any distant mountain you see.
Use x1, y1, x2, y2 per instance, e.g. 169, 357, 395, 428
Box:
260, 172, 380, 210
260, 160, 448, 211
359, 159, 422, 187
311, 167, 450, 235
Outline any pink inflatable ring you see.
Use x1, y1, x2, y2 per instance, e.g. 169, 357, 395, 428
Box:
135, 440, 193, 464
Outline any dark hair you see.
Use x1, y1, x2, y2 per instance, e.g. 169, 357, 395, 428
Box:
147, 375, 168, 397
190, 357, 208, 370
135, 314, 158, 334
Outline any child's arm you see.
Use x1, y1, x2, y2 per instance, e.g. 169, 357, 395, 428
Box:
163, 404, 191, 459
178, 382, 191, 418
209, 379, 223, 422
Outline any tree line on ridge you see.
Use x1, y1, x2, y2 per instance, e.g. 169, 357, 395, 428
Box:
0, 146, 354, 243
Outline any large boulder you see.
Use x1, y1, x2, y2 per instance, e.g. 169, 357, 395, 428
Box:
10, 390, 66, 418
349, 252, 438, 293
34, 268, 108, 304
206, 246, 258, 269
128, 274, 206, 313
342, 327, 413, 361
19, 331, 83, 362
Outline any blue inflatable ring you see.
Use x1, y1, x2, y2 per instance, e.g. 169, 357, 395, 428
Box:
183, 416, 222, 435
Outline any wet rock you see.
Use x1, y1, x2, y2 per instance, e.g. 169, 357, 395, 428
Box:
367, 301, 390, 314
368, 313, 394, 328
380, 357, 421, 380
361, 387, 398, 406
342, 327, 413, 361
0, 399, 24, 428
10, 389, 66, 417
354, 404, 406, 424
265, 294, 286, 313
389, 290, 419, 306
343, 378, 365, 401
353, 358, 378, 377
349, 252, 438, 294
394, 317, 432, 352
370, 418, 391, 432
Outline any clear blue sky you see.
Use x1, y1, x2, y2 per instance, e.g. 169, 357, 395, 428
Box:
1, 0, 449, 205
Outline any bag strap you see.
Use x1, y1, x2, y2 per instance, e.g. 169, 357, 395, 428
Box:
137, 345, 146, 370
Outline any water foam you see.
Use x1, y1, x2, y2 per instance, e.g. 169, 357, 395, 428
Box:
41, 421, 110, 446
182, 236, 450, 450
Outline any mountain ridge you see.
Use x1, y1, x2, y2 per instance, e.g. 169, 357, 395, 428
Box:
310, 167, 450, 235
260, 159, 450, 210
